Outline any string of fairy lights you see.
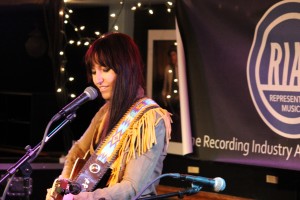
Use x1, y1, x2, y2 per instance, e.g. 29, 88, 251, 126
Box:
56, 0, 174, 99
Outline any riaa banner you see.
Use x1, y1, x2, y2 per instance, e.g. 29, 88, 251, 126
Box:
176, 0, 300, 171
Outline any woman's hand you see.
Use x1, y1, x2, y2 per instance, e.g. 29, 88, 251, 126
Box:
45, 175, 71, 200
63, 193, 74, 200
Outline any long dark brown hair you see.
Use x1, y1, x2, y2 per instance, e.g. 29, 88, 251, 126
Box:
85, 32, 145, 133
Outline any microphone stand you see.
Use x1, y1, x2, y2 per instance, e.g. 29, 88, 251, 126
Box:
0, 112, 77, 197
138, 184, 202, 200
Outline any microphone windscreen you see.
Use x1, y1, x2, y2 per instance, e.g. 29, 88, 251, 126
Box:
84, 86, 98, 100
213, 177, 226, 192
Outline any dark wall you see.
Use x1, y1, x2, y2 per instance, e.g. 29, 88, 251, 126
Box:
0, 3, 61, 158
0, 4, 54, 93
0, 3, 108, 158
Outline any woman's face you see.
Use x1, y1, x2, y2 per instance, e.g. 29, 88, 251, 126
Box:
92, 64, 117, 101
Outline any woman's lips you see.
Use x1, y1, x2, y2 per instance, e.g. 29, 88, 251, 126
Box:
99, 86, 108, 92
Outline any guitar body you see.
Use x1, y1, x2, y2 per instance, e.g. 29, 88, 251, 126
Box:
69, 155, 89, 180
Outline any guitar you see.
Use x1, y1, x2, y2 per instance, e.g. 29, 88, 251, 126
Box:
49, 153, 111, 200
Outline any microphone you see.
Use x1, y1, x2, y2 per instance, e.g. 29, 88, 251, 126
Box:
173, 174, 226, 192
52, 86, 98, 121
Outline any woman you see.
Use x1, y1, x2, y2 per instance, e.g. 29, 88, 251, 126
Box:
46, 32, 172, 200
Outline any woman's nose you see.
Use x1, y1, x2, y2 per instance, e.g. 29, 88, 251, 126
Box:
95, 72, 104, 85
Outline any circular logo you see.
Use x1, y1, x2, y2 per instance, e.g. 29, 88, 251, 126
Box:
89, 163, 101, 174
247, 1, 300, 138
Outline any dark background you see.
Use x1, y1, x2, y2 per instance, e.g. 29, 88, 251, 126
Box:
0, 2, 108, 159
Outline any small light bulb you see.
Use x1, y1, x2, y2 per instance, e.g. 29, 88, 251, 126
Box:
167, 1, 173, 6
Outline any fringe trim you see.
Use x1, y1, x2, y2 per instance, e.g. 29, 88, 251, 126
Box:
107, 107, 168, 186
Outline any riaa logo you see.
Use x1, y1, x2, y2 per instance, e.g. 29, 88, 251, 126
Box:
247, 1, 300, 138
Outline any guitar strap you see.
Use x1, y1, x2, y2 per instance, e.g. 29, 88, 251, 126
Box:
72, 97, 159, 192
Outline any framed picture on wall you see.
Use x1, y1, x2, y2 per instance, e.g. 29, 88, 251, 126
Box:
147, 29, 185, 155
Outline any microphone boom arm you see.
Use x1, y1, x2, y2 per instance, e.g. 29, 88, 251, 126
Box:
0, 112, 77, 184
